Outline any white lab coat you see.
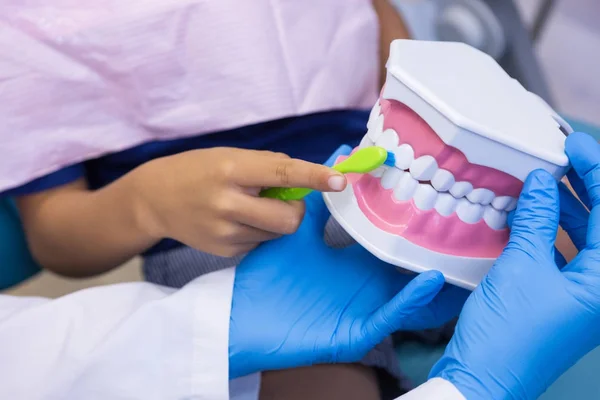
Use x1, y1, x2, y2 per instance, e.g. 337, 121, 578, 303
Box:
0, 268, 465, 400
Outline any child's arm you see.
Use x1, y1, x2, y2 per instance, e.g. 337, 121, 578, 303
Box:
372, 0, 411, 87
16, 174, 157, 277
16, 148, 345, 277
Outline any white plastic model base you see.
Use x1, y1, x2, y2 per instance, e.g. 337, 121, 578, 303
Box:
323, 187, 493, 290
324, 39, 572, 290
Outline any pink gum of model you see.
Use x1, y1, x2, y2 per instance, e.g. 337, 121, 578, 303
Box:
336, 97, 524, 258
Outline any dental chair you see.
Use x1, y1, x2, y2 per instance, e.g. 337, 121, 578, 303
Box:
393, 0, 555, 103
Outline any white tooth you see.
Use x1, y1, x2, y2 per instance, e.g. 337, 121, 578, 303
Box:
467, 188, 495, 205
370, 167, 385, 178
367, 101, 381, 130
375, 128, 397, 151
505, 198, 518, 212
431, 169, 455, 192
413, 184, 437, 210
491, 196, 512, 210
483, 206, 507, 230
410, 155, 438, 181
394, 171, 419, 201
367, 114, 384, 142
394, 144, 414, 170
359, 135, 373, 149
450, 181, 473, 198
434, 192, 458, 216
380, 168, 403, 189
456, 198, 484, 224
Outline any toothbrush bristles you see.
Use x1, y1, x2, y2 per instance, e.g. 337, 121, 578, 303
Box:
383, 151, 396, 167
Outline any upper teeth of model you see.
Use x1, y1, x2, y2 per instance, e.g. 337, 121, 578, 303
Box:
361, 101, 515, 230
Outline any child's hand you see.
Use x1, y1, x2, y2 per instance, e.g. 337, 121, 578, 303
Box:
134, 147, 347, 257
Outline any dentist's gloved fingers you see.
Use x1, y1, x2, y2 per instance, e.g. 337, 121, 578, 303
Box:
324, 144, 353, 167
506, 170, 560, 257
566, 132, 600, 208
507, 210, 515, 229
302, 191, 332, 235
566, 133, 600, 247
361, 270, 445, 343
567, 168, 591, 209
558, 182, 589, 251
401, 284, 470, 331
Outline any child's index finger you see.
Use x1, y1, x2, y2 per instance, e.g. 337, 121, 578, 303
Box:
237, 152, 346, 192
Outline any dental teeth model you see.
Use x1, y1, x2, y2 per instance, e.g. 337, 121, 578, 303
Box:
323, 40, 572, 290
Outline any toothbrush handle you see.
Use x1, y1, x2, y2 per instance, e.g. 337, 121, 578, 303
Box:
259, 187, 314, 201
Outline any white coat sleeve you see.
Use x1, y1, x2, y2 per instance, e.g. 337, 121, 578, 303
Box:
396, 378, 466, 400
0, 267, 235, 400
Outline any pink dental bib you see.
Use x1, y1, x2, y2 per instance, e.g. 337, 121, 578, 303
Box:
0, 0, 379, 193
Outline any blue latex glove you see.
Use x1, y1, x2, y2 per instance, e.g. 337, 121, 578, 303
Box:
229, 145, 468, 379
431, 132, 600, 399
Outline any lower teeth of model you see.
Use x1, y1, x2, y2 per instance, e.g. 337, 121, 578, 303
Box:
378, 168, 507, 229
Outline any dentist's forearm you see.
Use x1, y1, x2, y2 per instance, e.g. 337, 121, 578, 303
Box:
16, 168, 159, 277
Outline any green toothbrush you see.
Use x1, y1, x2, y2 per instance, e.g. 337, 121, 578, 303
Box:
259, 146, 396, 201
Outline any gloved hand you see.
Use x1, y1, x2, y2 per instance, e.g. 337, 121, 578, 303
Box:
229, 145, 468, 379
431, 132, 600, 400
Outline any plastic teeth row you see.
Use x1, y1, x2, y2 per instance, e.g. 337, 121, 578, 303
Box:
379, 168, 508, 229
